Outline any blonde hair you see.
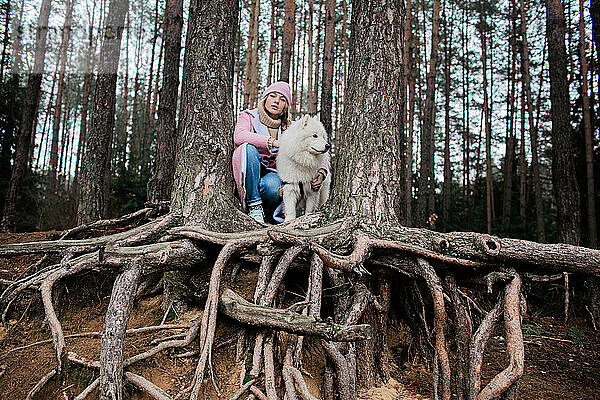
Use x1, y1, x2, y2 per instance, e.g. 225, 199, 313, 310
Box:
261, 96, 291, 130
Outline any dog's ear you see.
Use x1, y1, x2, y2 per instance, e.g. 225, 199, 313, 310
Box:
313, 114, 321, 122
301, 114, 311, 128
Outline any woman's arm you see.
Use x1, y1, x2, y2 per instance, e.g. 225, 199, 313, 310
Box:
233, 112, 270, 150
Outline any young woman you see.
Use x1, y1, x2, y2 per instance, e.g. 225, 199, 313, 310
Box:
232, 81, 327, 223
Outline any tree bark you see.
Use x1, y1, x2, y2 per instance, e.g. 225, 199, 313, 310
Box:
442, 3, 453, 232
268, 0, 278, 86
170, 0, 245, 231
546, 0, 581, 245
280, 0, 295, 82
243, 0, 260, 110
2, 0, 52, 232
417, 0, 441, 227
77, 0, 129, 225
47, 0, 74, 198
320, 0, 336, 136
503, 3, 517, 232
578, 0, 598, 247
73, 7, 98, 205
307, 0, 315, 115
147, 0, 184, 203
330, 0, 404, 226
480, 1, 493, 234
520, 0, 546, 242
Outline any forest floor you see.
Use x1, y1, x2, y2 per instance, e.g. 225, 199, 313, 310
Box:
0, 231, 599, 399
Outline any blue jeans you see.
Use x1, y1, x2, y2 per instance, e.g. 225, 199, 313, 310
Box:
245, 144, 282, 211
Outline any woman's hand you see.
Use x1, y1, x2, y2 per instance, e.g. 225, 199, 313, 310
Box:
311, 170, 326, 191
273, 139, 280, 148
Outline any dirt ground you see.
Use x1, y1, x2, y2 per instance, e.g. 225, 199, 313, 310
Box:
1, 231, 599, 399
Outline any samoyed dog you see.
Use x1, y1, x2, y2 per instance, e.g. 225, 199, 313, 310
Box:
277, 114, 331, 222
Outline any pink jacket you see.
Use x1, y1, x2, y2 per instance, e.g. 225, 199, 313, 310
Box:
232, 109, 279, 210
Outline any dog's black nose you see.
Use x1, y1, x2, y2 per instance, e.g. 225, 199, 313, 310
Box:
325, 143, 331, 151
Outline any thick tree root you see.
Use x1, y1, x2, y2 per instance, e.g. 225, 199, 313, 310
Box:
2, 213, 596, 399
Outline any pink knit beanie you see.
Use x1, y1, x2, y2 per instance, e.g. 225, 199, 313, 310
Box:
262, 81, 292, 106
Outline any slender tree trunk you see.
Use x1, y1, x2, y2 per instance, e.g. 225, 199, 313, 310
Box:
320, 0, 336, 135
118, 14, 129, 170
280, 0, 295, 82
2, 0, 52, 232
73, 4, 98, 204
0, 1, 11, 82
77, 0, 129, 226
35, 69, 57, 172
503, 3, 517, 231
313, 0, 323, 112
461, 3, 471, 200
404, 0, 415, 226
442, 3, 453, 232
268, 0, 277, 86
243, 0, 259, 110
480, 1, 493, 234
591, 0, 600, 65
520, 0, 546, 242
546, 0, 581, 245
519, 86, 527, 236
48, 0, 74, 198
579, 0, 598, 247
147, 0, 184, 203
417, 0, 441, 227
306, 0, 315, 115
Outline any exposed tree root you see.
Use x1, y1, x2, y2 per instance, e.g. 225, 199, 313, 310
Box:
25, 368, 57, 400
1, 213, 598, 399
125, 371, 171, 400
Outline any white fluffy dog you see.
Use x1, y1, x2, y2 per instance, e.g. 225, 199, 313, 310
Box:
277, 114, 331, 222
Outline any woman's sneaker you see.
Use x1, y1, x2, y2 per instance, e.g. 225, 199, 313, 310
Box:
248, 204, 265, 223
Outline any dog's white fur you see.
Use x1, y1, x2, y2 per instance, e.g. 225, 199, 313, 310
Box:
277, 114, 331, 222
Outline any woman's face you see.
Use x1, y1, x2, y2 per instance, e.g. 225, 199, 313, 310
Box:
264, 92, 287, 117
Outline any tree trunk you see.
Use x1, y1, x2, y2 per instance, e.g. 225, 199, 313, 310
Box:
117, 14, 129, 170
404, 0, 415, 226
147, 0, 184, 203
520, 0, 546, 242
77, 0, 129, 225
280, 0, 295, 83
243, 0, 259, 110
307, 0, 315, 115
170, 0, 246, 231
331, 0, 404, 229
48, 0, 74, 198
2, 0, 52, 232
268, 0, 278, 86
519, 87, 527, 236
417, 0, 441, 228
320, 0, 335, 136
546, 0, 581, 245
73, 7, 98, 205
480, 1, 493, 234
503, 3, 517, 232
442, 3, 453, 232
591, 0, 600, 75
313, 0, 323, 113
0, 1, 11, 83
578, 0, 598, 247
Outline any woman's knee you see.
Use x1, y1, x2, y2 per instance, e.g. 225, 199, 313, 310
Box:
259, 174, 282, 205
